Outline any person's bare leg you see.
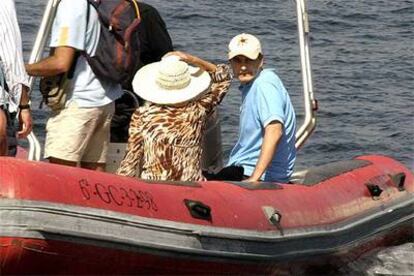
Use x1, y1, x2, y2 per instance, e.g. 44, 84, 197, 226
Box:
49, 157, 77, 167
81, 162, 106, 172
0, 110, 9, 156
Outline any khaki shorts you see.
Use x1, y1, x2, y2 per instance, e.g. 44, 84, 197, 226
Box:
44, 101, 115, 163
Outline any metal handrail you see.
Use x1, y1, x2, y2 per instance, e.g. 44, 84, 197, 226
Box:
295, 0, 317, 149
26, 0, 61, 161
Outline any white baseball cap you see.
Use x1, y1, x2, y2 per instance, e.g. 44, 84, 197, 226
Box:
228, 33, 262, 60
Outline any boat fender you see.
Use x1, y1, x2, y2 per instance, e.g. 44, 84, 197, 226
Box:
389, 172, 406, 191
184, 199, 212, 221
262, 206, 284, 236
366, 184, 383, 199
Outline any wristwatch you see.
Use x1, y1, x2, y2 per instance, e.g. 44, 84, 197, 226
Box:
18, 104, 31, 110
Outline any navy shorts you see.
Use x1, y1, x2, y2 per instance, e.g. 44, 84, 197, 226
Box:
0, 105, 17, 157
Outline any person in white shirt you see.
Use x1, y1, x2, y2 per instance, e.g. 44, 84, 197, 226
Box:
0, 0, 32, 156
26, 0, 122, 171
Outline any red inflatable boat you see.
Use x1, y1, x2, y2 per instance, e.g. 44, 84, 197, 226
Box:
2, 0, 412, 274
0, 155, 413, 275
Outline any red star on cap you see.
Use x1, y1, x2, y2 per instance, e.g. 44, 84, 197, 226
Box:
238, 37, 248, 46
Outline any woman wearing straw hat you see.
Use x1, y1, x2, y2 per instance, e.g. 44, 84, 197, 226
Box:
116, 51, 232, 181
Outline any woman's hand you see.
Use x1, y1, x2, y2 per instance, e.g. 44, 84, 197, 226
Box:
163, 51, 216, 72
163, 51, 193, 64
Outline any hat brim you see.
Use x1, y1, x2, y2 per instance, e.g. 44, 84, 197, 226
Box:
228, 50, 260, 60
132, 62, 211, 105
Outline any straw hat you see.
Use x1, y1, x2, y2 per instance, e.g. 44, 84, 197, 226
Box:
132, 56, 211, 105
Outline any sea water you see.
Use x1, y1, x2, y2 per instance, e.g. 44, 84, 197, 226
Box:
16, 0, 414, 275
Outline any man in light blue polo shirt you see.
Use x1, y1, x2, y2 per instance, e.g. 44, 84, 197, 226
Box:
226, 33, 296, 183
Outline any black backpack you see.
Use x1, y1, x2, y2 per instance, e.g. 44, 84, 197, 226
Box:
85, 0, 142, 84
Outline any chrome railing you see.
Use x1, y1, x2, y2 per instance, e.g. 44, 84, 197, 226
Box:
295, 0, 318, 149
26, 0, 61, 161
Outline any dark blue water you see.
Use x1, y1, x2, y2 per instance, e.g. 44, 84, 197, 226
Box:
15, 0, 414, 274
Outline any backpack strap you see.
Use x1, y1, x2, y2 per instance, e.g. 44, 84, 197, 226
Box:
86, 0, 91, 28
109, 0, 142, 67
130, 0, 140, 18
108, 1, 140, 28
110, 1, 129, 31
124, 0, 141, 51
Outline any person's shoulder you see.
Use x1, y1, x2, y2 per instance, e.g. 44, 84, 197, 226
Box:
138, 2, 161, 17
253, 69, 286, 99
68, 0, 86, 5
1, 0, 13, 10
255, 69, 278, 89
257, 69, 285, 90
58, 0, 86, 13
59, 0, 81, 6
0, 0, 14, 10
257, 69, 282, 83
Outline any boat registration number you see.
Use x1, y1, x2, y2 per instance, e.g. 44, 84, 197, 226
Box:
78, 179, 158, 212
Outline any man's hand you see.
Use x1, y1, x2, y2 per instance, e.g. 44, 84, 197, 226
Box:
242, 176, 261, 184
17, 86, 32, 138
17, 109, 32, 138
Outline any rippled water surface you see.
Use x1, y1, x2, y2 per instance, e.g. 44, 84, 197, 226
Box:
15, 0, 414, 274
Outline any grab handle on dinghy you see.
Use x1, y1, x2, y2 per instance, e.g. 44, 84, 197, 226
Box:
262, 206, 284, 236
184, 199, 212, 221
389, 172, 406, 191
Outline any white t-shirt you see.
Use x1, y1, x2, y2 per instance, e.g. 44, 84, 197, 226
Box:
0, 0, 30, 112
50, 0, 122, 107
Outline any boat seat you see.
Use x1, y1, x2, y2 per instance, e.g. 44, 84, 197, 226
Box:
290, 159, 372, 186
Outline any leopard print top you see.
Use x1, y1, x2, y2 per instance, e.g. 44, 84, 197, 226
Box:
116, 64, 232, 181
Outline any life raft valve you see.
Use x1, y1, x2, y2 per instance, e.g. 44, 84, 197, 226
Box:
366, 184, 383, 199
262, 206, 284, 236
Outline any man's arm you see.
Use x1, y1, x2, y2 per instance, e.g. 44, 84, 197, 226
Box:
244, 121, 283, 182
0, 109, 7, 155
25, 46, 77, 77
23, 46, 76, 137
17, 86, 32, 138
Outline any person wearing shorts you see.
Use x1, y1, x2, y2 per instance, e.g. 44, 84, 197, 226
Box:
26, 0, 122, 171
1, 0, 32, 157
